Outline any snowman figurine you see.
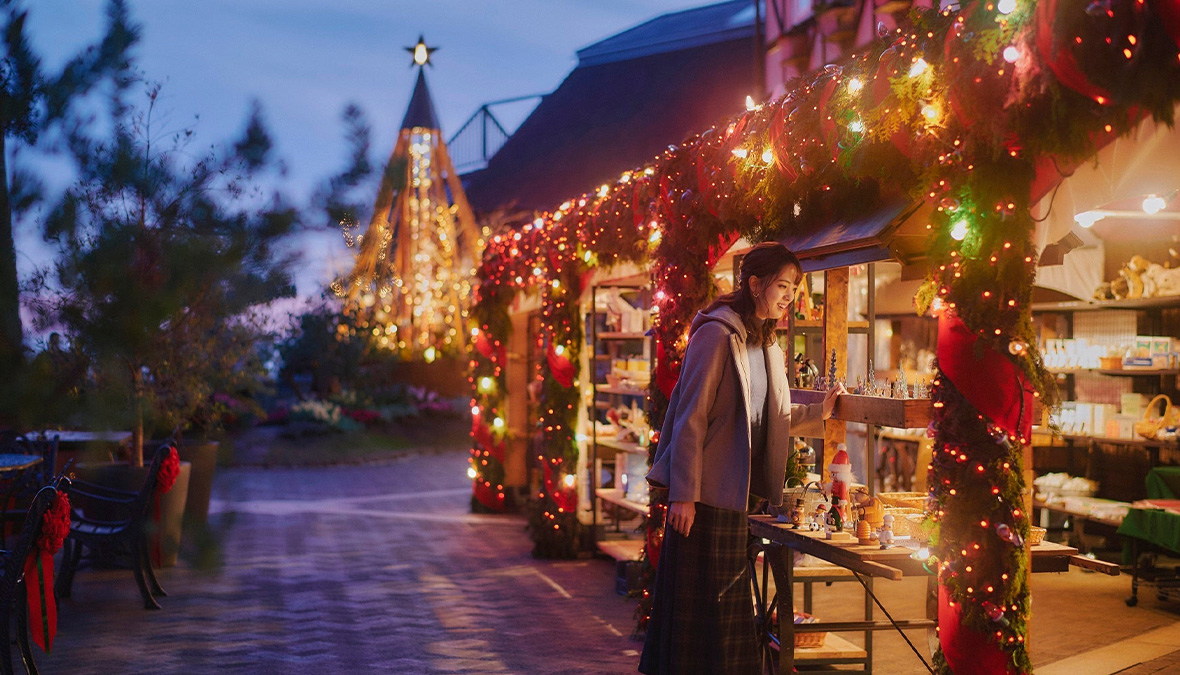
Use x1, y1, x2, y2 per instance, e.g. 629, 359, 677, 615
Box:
878, 514, 895, 549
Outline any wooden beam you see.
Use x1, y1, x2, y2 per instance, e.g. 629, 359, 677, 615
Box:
504, 310, 531, 488
822, 267, 849, 481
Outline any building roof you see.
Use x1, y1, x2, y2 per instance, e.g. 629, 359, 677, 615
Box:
575, 0, 756, 67
463, 2, 756, 214
400, 69, 440, 131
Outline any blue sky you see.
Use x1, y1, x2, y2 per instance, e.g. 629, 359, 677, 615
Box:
20, 0, 706, 301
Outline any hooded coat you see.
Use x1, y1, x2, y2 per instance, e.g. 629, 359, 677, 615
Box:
646, 304, 823, 512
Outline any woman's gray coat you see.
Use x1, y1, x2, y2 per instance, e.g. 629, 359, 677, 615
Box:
646, 305, 823, 511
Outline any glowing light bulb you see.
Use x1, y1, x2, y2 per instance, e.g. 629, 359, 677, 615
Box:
424, 346, 437, 363
731, 148, 749, 159
848, 119, 866, 133
1143, 194, 1167, 215
467, 467, 477, 479
562, 474, 576, 488
554, 344, 565, 356
479, 377, 493, 392
848, 78, 864, 93
1074, 211, 1105, 228
745, 95, 757, 111
649, 229, 662, 244
1003, 45, 1020, 63
997, 0, 1017, 13
761, 148, 775, 165
909, 58, 929, 77
472, 406, 481, 416
951, 220, 969, 241
493, 417, 504, 429
921, 104, 940, 123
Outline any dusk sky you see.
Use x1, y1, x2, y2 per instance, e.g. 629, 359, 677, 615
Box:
21, 0, 710, 303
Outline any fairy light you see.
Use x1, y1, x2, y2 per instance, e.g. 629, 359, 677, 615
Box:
909, 58, 929, 77
951, 220, 969, 240
1003, 45, 1020, 63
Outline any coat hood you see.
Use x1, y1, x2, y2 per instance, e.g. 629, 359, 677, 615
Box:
689, 304, 747, 341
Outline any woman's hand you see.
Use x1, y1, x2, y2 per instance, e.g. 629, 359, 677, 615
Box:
667, 500, 696, 537
821, 383, 847, 420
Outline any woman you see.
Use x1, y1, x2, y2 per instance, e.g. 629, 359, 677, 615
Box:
640, 242, 843, 674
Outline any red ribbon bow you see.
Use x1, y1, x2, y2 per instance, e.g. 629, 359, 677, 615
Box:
27, 492, 71, 653
151, 446, 181, 566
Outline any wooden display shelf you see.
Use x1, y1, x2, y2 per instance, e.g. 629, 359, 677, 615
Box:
596, 384, 648, 397
597, 331, 648, 340
596, 538, 644, 561
595, 437, 649, 454
791, 389, 932, 429
769, 631, 868, 662
1048, 368, 1179, 377
596, 488, 650, 516
1032, 295, 1180, 312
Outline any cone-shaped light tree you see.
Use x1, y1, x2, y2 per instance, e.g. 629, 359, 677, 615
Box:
335, 37, 480, 360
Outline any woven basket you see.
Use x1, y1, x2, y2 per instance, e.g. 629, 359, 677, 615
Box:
1028, 526, 1046, 546
878, 492, 926, 508
792, 613, 826, 648
1135, 395, 1178, 441
795, 631, 827, 649
784, 479, 827, 517
883, 507, 922, 536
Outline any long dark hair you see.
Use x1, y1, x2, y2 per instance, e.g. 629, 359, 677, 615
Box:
708, 242, 802, 346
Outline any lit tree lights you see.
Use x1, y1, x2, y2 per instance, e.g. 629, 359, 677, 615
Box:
335, 38, 481, 359
470, 0, 1180, 658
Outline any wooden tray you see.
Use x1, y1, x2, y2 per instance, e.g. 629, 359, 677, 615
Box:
791, 389, 932, 428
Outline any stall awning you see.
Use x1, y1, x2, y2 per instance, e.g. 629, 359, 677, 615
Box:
776, 198, 925, 273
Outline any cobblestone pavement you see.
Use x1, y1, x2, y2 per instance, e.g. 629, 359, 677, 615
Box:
38, 450, 644, 675
29, 446, 1180, 675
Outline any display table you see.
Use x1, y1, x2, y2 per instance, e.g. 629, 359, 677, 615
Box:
749, 514, 1090, 674
1118, 467, 1180, 606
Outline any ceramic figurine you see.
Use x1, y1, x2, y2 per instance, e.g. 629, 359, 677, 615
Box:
810, 502, 828, 531
878, 514, 895, 549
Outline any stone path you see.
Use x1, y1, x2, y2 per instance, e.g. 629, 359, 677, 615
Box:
38, 450, 641, 674
29, 446, 1180, 674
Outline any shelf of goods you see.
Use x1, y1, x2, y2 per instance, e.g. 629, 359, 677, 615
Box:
790, 389, 932, 429
595, 437, 648, 454
595, 488, 649, 516
589, 284, 652, 559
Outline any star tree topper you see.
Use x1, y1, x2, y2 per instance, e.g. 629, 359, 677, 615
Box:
406, 35, 438, 67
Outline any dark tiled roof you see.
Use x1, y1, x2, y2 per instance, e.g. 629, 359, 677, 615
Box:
575, 0, 755, 66
464, 32, 756, 213
400, 69, 440, 131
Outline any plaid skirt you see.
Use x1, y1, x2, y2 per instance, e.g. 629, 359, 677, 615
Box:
639, 503, 761, 675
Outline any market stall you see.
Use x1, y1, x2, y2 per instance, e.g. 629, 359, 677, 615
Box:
468, 0, 1180, 671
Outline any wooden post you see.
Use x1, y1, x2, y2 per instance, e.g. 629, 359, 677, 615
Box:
822, 267, 849, 483
1023, 440, 1034, 649
505, 310, 532, 489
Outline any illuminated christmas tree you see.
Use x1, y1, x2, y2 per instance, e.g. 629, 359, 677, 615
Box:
335, 37, 480, 359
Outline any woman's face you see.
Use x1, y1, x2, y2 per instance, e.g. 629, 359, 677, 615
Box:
752, 265, 800, 321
